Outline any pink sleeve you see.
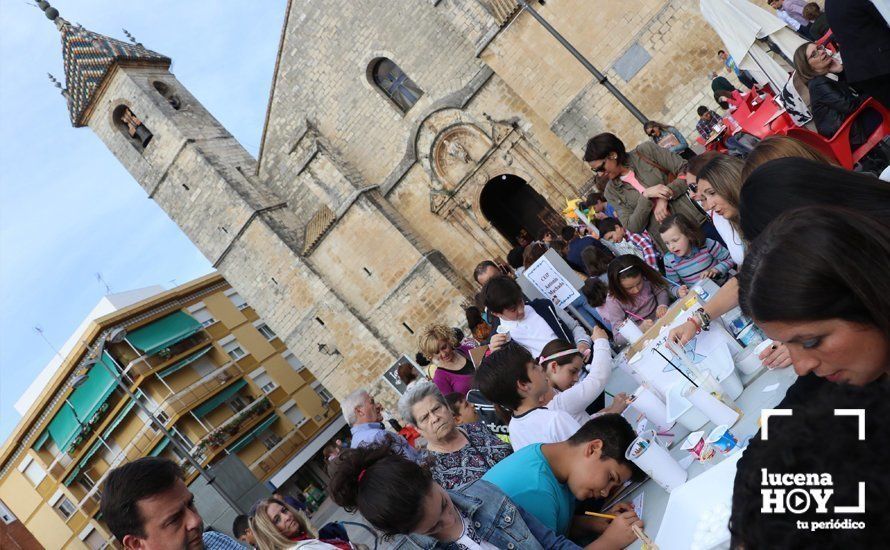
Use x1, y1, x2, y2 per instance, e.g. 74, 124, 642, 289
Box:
598, 296, 627, 329
432, 369, 455, 395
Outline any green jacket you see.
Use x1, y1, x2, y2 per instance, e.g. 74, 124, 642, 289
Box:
602, 141, 707, 252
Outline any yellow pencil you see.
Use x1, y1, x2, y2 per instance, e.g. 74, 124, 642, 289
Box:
584, 511, 617, 520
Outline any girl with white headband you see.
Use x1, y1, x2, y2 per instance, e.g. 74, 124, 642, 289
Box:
538, 329, 629, 425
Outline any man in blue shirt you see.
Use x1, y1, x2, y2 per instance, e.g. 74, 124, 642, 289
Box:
344, 388, 419, 461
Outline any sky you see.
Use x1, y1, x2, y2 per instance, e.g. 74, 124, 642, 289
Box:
0, 1, 286, 443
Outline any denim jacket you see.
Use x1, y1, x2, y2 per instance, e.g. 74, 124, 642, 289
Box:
391, 480, 580, 550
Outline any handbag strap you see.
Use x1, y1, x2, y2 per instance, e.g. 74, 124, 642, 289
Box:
636, 152, 677, 183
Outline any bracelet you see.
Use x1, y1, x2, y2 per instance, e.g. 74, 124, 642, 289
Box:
692, 308, 711, 331
686, 317, 702, 334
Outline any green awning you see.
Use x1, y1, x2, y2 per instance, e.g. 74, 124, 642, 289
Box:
127, 311, 202, 356
157, 346, 212, 379
227, 415, 278, 453
47, 355, 117, 452
149, 438, 170, 457
33, 431, 50, 451
192, 379, 247, 417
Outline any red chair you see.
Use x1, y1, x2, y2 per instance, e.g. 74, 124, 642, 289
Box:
782, 98, 890, 169
815, 30, 839, 54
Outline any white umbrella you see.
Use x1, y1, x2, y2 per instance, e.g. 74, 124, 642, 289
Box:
700, 0, 810, 124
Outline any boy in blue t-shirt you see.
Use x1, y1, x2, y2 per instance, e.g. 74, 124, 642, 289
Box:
482, 414, 645, 548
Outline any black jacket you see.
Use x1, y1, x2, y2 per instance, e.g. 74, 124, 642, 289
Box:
826, 0, 890, 83
807, 75, 868, 144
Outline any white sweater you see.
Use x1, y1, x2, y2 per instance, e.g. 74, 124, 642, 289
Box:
546, 338, 612, 425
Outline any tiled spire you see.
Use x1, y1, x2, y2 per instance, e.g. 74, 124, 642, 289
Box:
38, 1, 171, 126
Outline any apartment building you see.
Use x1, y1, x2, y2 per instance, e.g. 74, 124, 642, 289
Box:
0, 273, 343, 548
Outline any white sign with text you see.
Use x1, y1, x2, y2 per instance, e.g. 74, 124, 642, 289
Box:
523, 250, 580, 309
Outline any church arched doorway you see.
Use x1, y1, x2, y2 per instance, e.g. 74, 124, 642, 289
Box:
479, 174, 564, 246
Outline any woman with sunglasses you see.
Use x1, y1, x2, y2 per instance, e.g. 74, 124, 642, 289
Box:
792, 42, 881, 148
583, 132, 710, 254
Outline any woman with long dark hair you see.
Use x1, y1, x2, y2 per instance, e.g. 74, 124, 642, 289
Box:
669, 155, 890, 367
729, 206, 890, 546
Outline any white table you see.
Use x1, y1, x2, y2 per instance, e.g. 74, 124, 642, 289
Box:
605, 363, 798, 549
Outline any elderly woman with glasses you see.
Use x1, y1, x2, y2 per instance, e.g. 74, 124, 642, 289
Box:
583, 132, 709, 254
399, 381, 511, 491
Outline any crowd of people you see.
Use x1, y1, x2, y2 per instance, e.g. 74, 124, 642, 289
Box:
324, 60, 889, 548
92, 3, 889, 549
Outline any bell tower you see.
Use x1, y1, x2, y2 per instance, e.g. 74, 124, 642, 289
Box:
40, 1, 473, 404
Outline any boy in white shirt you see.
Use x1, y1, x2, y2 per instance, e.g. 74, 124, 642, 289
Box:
475, 342, 581, 451
483, 276, 591, 358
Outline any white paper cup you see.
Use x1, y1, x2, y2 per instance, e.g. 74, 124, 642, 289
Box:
626, 430, 688, 492
718, 370, 744, 400
683, 386, 740, 427
734, 339, 774, 375
666, 382, 709, 431
629, 386, 673, 431
616, 319, 645, 344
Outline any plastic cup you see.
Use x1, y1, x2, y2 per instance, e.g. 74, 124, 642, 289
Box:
734, 339, 774, 375
682, 385, 740, 427
616, 319, 645, 345
628, 385, 673, 431
625, 430, 688, 492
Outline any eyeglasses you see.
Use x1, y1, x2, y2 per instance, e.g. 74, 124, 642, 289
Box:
808, 45, 827, 60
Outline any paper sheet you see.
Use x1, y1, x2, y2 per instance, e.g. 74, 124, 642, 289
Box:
632, 492, 645, 520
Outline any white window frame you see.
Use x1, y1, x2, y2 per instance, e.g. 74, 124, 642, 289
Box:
254, 321, 276, 340
311, 381, 334, 405
281, 401, 309, 427
21, 456, 46, 487
283, 351, 305, 372
186, 302, 216, 328
54, 495, 76, 520
0, 499, 16, 524
220, 337, 246, 361
249, 368, 279, 395
225, 289, 248, 310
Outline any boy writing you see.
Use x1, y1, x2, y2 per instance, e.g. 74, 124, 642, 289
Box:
483, 414, 645, 548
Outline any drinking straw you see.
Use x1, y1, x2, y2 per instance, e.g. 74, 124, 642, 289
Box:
653, 348, 699, 388
624, 310, 646, 321
584, 511, 617, 520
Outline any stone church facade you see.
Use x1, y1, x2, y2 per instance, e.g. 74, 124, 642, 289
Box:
42, 0, 725, 408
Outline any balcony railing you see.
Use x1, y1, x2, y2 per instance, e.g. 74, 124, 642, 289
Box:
248, 427, 305, 479
192, 396, 272, 456
125, 332, 212, 379
155, 362, 242, 420
75, 420, 159, 514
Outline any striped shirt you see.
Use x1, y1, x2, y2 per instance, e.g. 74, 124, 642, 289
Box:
663, 238, 735, 286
